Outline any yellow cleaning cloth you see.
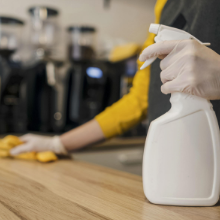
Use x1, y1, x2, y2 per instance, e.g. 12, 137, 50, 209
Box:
0, 135, 57, 162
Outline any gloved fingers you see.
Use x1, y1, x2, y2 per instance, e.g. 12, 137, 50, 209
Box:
159, 45, 184, 71
19, 133, 35, 142
161, 78, 183, 94
139, 40, 183, 62
160, 61, 185, 84
160, 69, 176, 84
10, 143, 34, 156
19, 133, 41, 142
158, 54, 167, 59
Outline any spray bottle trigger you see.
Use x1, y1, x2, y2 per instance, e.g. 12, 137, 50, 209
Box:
154, 36, 162, 42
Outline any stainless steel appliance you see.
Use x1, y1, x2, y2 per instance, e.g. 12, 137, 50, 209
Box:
66, 26, 121, 126
0, 16, 26, 133
26, 7, 70, 133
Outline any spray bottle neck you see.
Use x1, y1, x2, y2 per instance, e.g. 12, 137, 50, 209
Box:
170, 92, 212, 113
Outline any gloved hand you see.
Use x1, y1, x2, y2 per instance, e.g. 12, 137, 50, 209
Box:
10, 134, 67, 156
139, 39, 220, 100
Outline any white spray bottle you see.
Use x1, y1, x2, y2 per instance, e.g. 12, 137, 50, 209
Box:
142, 24, 220, 206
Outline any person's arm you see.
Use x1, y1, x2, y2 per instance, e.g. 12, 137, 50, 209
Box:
60, 119, 105, 151
10, 119, 104, 155
10, 0, 167, 156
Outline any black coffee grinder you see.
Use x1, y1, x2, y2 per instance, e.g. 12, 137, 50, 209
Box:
26, 6, 70, 133
66, 26, 117, 126
0, 16, 26, 133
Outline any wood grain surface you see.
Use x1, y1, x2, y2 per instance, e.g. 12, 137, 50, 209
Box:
0, 159, 219, 220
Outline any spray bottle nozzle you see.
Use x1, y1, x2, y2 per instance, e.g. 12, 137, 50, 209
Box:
149, 24, 160, 34
140, 23, 211, 70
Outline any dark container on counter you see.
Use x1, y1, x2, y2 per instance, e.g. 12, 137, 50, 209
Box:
67, 26, 96, 61
0, 16, 26, 133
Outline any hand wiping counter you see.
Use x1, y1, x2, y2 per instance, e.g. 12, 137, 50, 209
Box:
141, 24, 220, 206
0, 135, 58, 162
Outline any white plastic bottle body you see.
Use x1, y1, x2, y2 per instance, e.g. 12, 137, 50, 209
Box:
143, 92, 220, 206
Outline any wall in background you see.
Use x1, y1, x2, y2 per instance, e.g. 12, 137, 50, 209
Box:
0, 0, 156, 59
0, 0, 155, 42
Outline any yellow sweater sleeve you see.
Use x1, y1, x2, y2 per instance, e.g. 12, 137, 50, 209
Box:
95, 0, 167, 138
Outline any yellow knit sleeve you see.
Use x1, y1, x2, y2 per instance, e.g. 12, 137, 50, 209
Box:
95, 0, 167, 138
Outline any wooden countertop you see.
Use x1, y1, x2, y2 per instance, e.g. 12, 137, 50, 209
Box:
0, 159, 219, 220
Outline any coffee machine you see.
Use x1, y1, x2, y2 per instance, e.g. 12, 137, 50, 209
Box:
26, 6, 70, 133
66, 26, 121, 127
0, 16, 26, 133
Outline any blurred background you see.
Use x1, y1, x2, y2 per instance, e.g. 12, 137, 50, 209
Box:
0, 0, 156, 174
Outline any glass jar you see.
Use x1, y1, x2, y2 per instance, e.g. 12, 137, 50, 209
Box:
67, 26, 96, 61
28, 6, 59, 58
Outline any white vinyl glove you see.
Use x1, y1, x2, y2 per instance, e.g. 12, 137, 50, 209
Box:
139, 39, 220, 100
10, 134, 67, 156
